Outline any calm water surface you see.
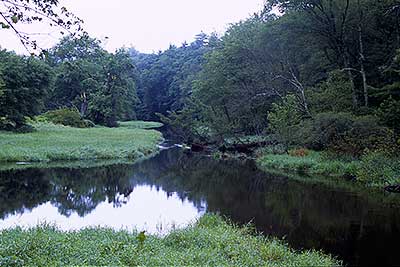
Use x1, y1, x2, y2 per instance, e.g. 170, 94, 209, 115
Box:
1, 146, 400, 266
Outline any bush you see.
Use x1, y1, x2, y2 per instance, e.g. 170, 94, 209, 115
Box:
255, 144, 287, 156
83, 119, 96, 128
377, 97, 400, 134
268, 95, 303, 145
334, 116, 395, 157
0, 116, 36, 133
13, 124, 36, 133
0, 116, 16, 131
307, 70, 353, 113
296, 113, 395, 157
288, 148, 310, 157
356, 151, 400, 186
39, 108, 94, 128
296, 112, 354, 150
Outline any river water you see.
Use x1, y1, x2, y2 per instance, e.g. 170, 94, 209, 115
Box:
1, 146, 400, 266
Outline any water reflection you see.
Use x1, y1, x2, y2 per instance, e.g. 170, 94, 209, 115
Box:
1, 185, 202, 234
1, 148, 400, 266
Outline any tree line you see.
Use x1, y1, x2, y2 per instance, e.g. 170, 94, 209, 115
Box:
1, 0, 400, 159
0, 34, 138, 128
156, 0, 400, 157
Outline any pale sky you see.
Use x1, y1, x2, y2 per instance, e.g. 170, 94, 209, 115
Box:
0, 0, 264, 54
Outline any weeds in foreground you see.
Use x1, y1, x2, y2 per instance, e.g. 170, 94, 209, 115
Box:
0, 214, 340, 266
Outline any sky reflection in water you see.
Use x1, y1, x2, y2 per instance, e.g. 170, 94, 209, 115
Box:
0, 185, 205, 234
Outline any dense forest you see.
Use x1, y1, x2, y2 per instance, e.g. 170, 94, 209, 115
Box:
1, 0, 400, 183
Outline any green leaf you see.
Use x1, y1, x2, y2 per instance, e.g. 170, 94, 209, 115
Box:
0, 22, 10, 29
11, 16, 19, 24
137, 231, 146, 246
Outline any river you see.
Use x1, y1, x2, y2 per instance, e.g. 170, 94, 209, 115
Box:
1, 145, 399, 266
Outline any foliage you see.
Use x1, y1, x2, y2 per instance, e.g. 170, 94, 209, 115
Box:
0, 122, 162, 162
0, 50, 53, 130
157, 99, 213, 142
377, 97, 400, 135
156, 0, 400, 145
131, 33, 213, 121
308, 71, 353, 113
268, 95, 303, 145
0, 0, 82, 52
0, 214, 340, 267
294, 113, 395, 157
257, 151, 358, 178
288, 148, 310, 157
48, 35, 139, 127
118, 120, 163, 129
258, 147, 400, 187
334, 116, 395, 157
39, 108, 93, 128
356, 151, 400, 187
255, 144, 287, 156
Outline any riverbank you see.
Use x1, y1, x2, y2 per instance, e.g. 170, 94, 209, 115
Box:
256, 149, 400, 188
0, 122, 163, 163
0, 214, 340, 266
257, 151, 357, 178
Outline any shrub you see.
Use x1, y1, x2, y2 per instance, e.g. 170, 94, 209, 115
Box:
307, 70, 353, 113
13, 124, 36, 133
255, 144, 287, 156
40, 108, 94, 128
0, 116, 35, 133
296, 113, 395, 157
296, 112, 354, 150
356, 151, 400, 186
377, 97, 400, 135
0, 116, 16, 131
334, 116, 395, 157
83, 119, 96, 128
288, 148, 310, 157
268, 95, 303, 145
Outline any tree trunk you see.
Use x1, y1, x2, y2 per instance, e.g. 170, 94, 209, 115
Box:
80, 92, 88, 117
344, 53, 358, 109
357, 3, 369, 107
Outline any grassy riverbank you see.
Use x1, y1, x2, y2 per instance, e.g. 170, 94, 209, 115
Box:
118, 120, 163, 129
257, 150, 400, 187
257, 151, 357, 178
0, 122, 162, 163
0, 214, 340, 266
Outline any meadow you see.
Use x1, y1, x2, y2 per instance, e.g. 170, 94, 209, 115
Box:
118, 120, 163, 129
0, 122, 163, 163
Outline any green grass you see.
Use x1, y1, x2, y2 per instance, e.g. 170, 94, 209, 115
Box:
0, 122, 163, 163
0, 159, 147, 171
257, 151, 358, 178
257, 150, 400, 187
118, 120, 163, 129
0, 214, 340, 267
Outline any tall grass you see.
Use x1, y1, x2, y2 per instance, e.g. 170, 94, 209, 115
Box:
0, 122, 163, 162
257, 149, 400, 187
257, 151, 358, 178
0, 214, 340, 266
118, 120, 163, 129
